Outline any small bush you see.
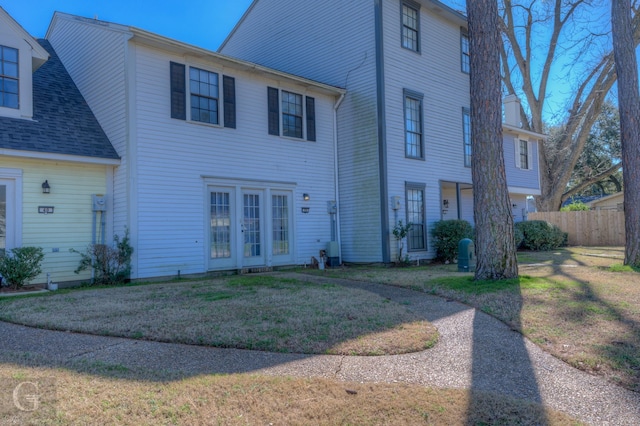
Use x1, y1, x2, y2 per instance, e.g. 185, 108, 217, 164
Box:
392, 220, 413, 264
515, 220, 567, 251
560, 201, 590, 211
432, 220, 474, 262
71, 229, 133, 285
0, 247, 45, 290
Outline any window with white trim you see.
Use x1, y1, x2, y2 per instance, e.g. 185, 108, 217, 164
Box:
463, 107, 471, 167
190, 67, 219, 125
515, 139, 532, 170
0, 45, 19, 109
267, 87, 316, 141
406, 182, 426, 251
401, 1, 420, 52
404, 89, 424, 159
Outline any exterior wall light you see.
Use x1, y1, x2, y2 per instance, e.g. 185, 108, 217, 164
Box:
42, 180, 51, 194
443, 199, 449, 208
303, 193, 310, 201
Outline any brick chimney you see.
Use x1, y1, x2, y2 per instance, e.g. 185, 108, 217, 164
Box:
503, 94, 521, 127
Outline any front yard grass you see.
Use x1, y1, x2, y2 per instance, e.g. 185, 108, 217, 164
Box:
0, 275, 437, 356
0, 364, 580, 425
313, 246, 640, 393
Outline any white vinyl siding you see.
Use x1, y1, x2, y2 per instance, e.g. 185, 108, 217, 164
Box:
47, 18, 129, 237
221, 0, 382, 263
131, 45, 337, 278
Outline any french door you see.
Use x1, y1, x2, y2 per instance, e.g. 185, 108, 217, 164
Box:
208, 185, 293, 270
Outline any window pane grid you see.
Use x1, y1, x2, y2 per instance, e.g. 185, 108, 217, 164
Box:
0, 45, 19, 109
272, 195, 289, 255
210, 192, 231, 259
402, 5, 419, 51
406, 188, 426, 250
282, 91, 303, 138
244, 194, 261, 257
520, 140, 529, 169
190, 67, 219, 125
463, 109, 472, 167
405, 96, 422, 158
461, 33, 470, 73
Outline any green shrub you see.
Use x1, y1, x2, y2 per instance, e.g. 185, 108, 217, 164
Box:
560, 201, 590, 211
432, 220, 474, 262
71, 229, 133, 285
515, 220, 567, 251
0, 247, 45, 290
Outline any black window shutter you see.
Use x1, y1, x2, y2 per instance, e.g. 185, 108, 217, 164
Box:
306, 96, 316, 141
223, 75, 236, 129
170, 62, 186, 120
268, 87, 280, 135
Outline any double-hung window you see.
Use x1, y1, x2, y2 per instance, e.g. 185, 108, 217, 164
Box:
190, 67, 219, 125
401, 1, 420, 52
406, 182, 426, 251
515, 139, 532, 170
463, 107, 471, 167
461, 29, 470, 74
0, 45, 19, 109
170, 61, 236, 128
404, 89, 424, 159
268, 87, 316, 141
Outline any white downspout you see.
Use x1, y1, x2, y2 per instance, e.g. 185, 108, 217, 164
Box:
333, 93, 346, 262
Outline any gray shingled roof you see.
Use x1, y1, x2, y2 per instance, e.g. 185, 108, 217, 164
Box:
0, 40, 119, 160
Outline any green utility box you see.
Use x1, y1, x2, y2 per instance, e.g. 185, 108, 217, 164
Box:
326, 241, 340, 267
458, 238, 475, 272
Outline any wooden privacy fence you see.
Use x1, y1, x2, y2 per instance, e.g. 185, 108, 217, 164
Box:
528, 211, 625, 246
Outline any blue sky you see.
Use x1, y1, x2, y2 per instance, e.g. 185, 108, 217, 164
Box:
2, 0, 253, 51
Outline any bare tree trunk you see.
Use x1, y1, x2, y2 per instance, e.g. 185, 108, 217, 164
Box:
612, 0, 640, 266
499, 0, 639, 211
467, 0, 518, 280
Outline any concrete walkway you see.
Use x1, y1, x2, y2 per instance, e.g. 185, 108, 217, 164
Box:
1, 273, 638, 425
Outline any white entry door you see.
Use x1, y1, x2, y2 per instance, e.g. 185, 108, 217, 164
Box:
0, 179, 15, 256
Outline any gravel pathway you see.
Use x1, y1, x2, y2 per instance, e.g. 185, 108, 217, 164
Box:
1, 273, 638, 425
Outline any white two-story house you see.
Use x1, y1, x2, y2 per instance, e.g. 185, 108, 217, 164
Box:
46, 13, 345, 280
220, 0, 543, 264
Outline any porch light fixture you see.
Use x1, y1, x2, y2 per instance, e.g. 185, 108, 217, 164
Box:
442, 199, 449, 208
42, 180, 51, 194
303, 193, 310, 201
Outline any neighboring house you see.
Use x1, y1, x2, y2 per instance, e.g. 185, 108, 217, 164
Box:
586, 192, 624, 211
220, 0, 543, 263
46, 13, 345, 280
0, 7, 119, 285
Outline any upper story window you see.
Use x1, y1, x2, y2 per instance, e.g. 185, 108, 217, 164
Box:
401, 1, 420, 52
463, 107, 471, 167
461, 29, 470, 74
515, 139, 533, 170
404, 89, 424, 159
0, 45, 19, 109
268, 87, 316, 141
190, 67, 219, 125
281, 91, 303, 138
170, 61, 236, 128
